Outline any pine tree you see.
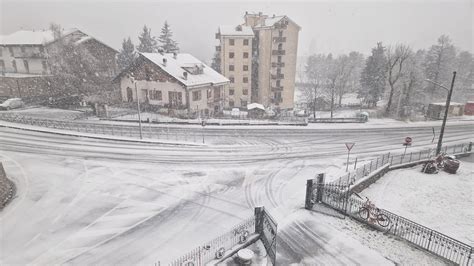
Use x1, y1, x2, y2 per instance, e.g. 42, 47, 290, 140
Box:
210, 51, 221, 73
137, 25, 158, 53
158, 21, 179, 53
117, 37, 136, 70
359, 42, 388, 108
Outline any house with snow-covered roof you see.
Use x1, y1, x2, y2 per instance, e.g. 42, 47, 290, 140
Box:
0, 28, 118, 99
114, 52, 229, 116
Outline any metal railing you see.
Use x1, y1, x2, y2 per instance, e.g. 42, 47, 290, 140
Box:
167, 216, 256, 266
315, 184, 473, 266
332, 142, 472, 186
308, 117, 367, 123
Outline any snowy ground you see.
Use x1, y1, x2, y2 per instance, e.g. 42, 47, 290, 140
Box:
361, 156, 474, 246
0, 119, 472, 264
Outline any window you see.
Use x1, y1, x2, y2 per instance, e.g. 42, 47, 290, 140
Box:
229, 100, 234, 107
229, 89, 234, 95
276, 80, 281, 87
207, 89, 212, 99
241, 100, 247, 107
42, 60, 47, 72
243, 89, 248, 95
274, 92, 282, 100
243, 65, 248, 71
229, 52, 234, 59
243, 77, 248, 83
229, 77, 234, 83
243, 52, 249, 59
229, 39, 235, 46
12, 60, 17, 72
278, 43, 283, 50
0, 60, 4, 72
23, 60, 29, 73
150, 90, 162, 100
192, 90, 202, 101
279, 30, 283, 37
9, 47, 14, 56
243, 39, 249, 46
277, 68, 282, 75
278, 56, 282, 63
21, 46, 26, 54
229, 65, 234, 71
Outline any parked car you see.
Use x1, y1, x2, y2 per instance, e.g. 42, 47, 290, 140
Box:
0, 98, 24, 110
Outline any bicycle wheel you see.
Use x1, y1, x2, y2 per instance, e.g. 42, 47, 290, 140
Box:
377, 213, 391, 227
358, 207, 369, 220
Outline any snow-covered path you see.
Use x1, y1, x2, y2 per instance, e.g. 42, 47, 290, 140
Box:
0, 122, 472, 264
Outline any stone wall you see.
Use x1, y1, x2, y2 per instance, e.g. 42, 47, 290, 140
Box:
0, 162, 16, 210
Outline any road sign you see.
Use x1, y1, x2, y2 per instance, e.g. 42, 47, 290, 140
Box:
403, 137, 412, 146
345, 142, 355, 151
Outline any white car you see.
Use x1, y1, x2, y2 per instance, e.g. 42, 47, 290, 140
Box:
0, 98, 24, 110
231, 108, 240, 117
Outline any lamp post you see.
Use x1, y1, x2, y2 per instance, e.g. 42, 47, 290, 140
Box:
425, 71, 456, 155
130, 76, 143, 139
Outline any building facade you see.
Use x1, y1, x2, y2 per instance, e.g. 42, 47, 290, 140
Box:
217, 12, 300, 110
0, 29, 117, 99
115, 53, 229, 116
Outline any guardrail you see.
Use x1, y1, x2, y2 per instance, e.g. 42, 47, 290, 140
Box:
308, 117, 367, 123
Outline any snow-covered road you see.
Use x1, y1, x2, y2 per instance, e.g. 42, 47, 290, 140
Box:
0, 122, 472, 265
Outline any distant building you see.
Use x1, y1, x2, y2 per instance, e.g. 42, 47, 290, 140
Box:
217, 12, 301, 110
426, 102, 464, 119
114, 52, 229, 116
0, 29, 118, 99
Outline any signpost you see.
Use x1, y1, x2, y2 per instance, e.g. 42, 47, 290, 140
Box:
201, 119, 206, 144
403, 137, 412, 158
345, 142, 355, 172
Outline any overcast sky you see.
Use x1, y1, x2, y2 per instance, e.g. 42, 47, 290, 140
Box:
1, 0, 472, 63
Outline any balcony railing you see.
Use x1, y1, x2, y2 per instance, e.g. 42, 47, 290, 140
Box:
271, 97, 283, 103
271, 74, 284, 79
271, 86, 284, 91
271, 62, 285, 67
15, 52, 46, 59
272, 50, 285, 56
273, 37, 286, 43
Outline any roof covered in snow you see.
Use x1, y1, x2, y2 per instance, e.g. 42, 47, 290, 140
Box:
253, 15, 301, 29
430, 102, 464, 106
218, 25, 254, 37
140, 53, 229, 88
0, 28, 78, 45
247, 103, 265, 110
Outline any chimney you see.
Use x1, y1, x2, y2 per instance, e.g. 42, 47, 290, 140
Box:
162, 58, 167, 66
183, 72, 188, 80
173, 52, 177, 59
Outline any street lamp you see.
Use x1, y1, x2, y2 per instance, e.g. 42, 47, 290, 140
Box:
425, 71, 456, 155
130, 75, 143, 139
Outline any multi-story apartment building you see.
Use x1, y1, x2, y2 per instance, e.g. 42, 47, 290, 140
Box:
0, 29, 117, 99
216, 25, 254, 108
217, 12, 300, 110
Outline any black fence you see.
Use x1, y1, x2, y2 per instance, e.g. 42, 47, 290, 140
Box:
308, 117, 367, 123
163, 207, 277, 266
306, 180, 473, 266
332, 142, 473, 186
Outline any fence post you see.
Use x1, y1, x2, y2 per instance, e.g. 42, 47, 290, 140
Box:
363, 164, 366, 176
409, 152, 413, 162
316, 173, 325, 203
390, 155, 393, 165
369, 161, 373, 173
469, 142, 473, 152
419, 151, 422, 160
305, 179, 314, 210
426, 231, 433, 250
354, 157, 358, 170
376, 157, 379, 169
400, 155, 403, 164
254, 207, 264, 235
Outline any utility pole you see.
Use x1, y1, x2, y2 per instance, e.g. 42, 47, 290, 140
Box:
425, 71, 456, 155
134, 81, 143, 139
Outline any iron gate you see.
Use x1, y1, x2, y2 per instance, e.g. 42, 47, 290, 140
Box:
255, 206, 277, 265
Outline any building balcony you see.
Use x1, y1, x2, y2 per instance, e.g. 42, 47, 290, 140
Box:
271, 74, 284, 79
271, 97, 283, 103
271, 62, 285, 67
273, 37, 286, 43
272, 50, 286, 56
15, 52, 46, 59
271, 86, 284, 91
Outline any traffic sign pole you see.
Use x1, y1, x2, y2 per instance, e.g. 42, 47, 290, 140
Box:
345, 143, 355, 172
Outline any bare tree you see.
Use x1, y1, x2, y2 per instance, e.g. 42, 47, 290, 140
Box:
304, 54, 331, 118
385, 44, 412, 115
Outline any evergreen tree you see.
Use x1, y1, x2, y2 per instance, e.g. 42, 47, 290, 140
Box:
359, 42, 387, 108
210, 51, 221, 73
117, 37, 136, 70
158, 21, 179, 53
137, 25, 158, 53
